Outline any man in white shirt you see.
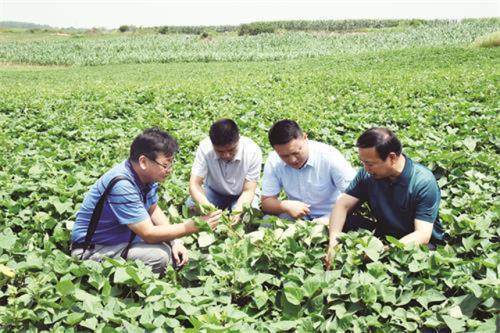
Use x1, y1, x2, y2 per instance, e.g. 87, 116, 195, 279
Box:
188, 119, 262, 223
261, 120, 356, 225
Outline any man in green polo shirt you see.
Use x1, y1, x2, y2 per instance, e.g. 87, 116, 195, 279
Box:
325, 127, 444, 269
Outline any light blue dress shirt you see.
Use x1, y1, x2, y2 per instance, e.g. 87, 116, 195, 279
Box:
262, 140, 356, 218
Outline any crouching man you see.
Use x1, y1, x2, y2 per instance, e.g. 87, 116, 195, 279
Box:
71, 128, 221, 275
325, 127, 445, 269
187, 119, 262, 224
261, 120, 356, 225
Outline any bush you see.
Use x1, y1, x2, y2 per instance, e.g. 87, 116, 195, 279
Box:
200, 30, 216, 39
118, 25, 130, 33
238, 22, 275, 36
474, 31, 500, 47
158, 26, 170, 34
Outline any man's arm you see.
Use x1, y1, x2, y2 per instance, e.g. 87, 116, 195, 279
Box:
261, 195, 311, 219
325, 194, 359, 269
398, 219, 433, 246
148, 204, 189, 265
127, 210, 222, 244
189, 174, 212, 207
148, 203, 168, 225
398, 177, 439, 246
234, 142, 262, 214
233, 180, 257, 212
261, 195, 284, 215
328, 194, 360, 247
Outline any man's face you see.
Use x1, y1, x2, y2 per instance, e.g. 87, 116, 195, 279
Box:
145, 153, 175, 182
213, 140, 239, 162
273, 135, 309, 169
358, 147, 396, 179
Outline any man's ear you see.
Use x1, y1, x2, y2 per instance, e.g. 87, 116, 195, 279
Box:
303, 132, 308, 140
388, 152, 398, 165
138, 155, 148, 170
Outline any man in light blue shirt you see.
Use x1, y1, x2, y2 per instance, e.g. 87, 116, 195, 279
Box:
261, 120, 356, 225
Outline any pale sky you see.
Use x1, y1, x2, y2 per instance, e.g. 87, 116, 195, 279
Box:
1, 0, 498, 29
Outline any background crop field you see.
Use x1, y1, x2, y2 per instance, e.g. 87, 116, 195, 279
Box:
0, 19, 499, 332
0, 19, 499, 65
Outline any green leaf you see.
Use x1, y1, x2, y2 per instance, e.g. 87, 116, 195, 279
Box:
50, 197, 73, 215
164, 318, 180, 328
364, 237, 384, 261
270, 320, 298, 331
74, 289, 101, 308
194, 217, 213, 233
167, 205, 180, 220
284, 283, 304, 305
80, 316, 98, 330
180, 303, 199, 316
416, 289, 446, 308
475, 318, 496, 332
462, 137, 477, 151
56, 279, 75, 296
0, 264, 15, 278
139, 305, 155, 329
113, 267, 132, 284
254, 289, 268, 309
455, 294, 481, 317
65, 312, 85, 325
197, 231, 215, 247
442, 315, 466, 332
0, 229, 17, 250
236, 268, 253, 283
303, 275, 322, 297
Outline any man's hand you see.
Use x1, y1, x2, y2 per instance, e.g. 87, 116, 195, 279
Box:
230, 213, 242, 226
281, 200, 311, 219
324, 237, 340, 270
201, 210, 222, 231
171, 242, 189, 267
312, 216, 329, 226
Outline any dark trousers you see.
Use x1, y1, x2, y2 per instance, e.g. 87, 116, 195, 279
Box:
343, 214, 439, 250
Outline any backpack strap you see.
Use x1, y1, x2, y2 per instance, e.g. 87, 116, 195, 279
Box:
80, 175, 140, 260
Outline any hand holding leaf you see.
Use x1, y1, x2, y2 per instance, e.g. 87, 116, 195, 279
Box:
194, 210, 222, 233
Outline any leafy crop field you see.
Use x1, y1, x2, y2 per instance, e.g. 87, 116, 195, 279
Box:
0, 20, 499, 65
0, 20, 499, 332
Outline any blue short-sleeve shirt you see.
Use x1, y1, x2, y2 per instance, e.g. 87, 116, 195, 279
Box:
262, 140, 356, 217
346, 155, 444, 240
72, 160, 158, 245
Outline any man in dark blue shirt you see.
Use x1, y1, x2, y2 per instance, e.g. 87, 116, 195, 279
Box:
71, 128, 221, 275
325, 128, 444, 269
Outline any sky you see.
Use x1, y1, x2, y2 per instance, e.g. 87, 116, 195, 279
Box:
1, 0, 498, 29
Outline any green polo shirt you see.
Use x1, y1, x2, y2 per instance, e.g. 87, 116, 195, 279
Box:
346, 155, 444, 240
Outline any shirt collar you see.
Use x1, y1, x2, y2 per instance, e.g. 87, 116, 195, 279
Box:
304, 142, 317, 169
233, 141, 243, 161
393, 154, 413, 186
283, 141, 316, 170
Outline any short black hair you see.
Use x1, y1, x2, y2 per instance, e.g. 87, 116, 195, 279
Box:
356, 127, 402, 160
268, 120, 303, 146
129, 128, 179, 162
209, 119, 239, 146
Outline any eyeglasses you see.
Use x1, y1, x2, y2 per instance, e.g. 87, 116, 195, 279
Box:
147, 157, 173, 171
